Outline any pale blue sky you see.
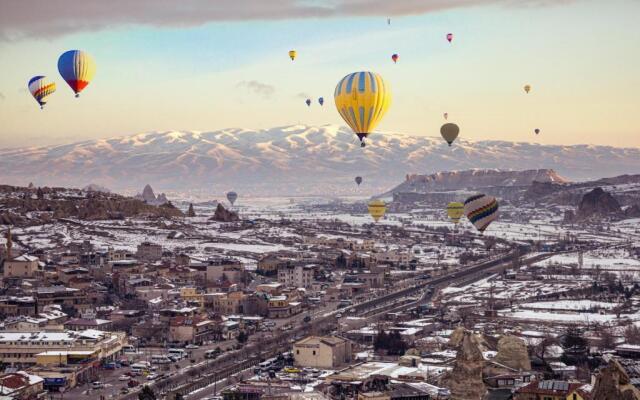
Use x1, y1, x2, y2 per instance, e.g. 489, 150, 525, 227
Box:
0, 0, 639, 148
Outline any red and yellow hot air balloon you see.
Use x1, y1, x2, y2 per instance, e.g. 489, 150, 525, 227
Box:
58, 50, 96, 97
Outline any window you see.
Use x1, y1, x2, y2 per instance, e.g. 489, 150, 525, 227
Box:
296, 350, 299, 354
313, 351, 316, 355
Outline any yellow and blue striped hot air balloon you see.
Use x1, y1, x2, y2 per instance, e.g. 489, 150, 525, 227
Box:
28, 76, 56, 109
334, 71, 391, 147
368, 199, 386, 222
58, 50, 96, 98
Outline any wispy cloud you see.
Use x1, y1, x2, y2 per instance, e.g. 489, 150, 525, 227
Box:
0, 0, 574, 40
236, 80, 275, 98
295, 92, 311, 100
0, 92, 5, 101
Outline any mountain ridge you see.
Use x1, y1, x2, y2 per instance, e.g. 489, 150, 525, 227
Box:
1, 125, 639, 196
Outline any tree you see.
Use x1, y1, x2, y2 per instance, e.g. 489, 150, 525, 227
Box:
237, 331, 248, 344
138, 386, 157, 400
533, 334, 559, 362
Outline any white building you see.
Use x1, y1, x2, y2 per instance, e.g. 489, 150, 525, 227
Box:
278, 264, 315, 289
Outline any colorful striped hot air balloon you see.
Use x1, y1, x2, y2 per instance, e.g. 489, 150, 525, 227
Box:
57, 50, 96, 97
464, 194, 499, 233
334, 71, 391, 147
368, 199, 386, 222
28, 76, 56, 109
446, 202, 464, 224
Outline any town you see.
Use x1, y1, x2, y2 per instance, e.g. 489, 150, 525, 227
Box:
1, 175, 640, 400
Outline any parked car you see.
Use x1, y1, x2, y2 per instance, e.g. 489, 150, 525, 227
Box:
91, 381, 104, 389
147, 373, 158, 380
185, 344, 199, 349
119, 375, 129, 381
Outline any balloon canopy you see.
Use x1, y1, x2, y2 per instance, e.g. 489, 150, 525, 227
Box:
464, 194, 499, 233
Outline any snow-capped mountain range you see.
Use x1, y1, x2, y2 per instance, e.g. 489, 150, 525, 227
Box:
1, 125, 639, 196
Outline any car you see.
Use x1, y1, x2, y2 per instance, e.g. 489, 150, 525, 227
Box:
91, 381, 104, 389
185, 344, 199, 349
147, 373, 158, 380
283, 367, 300, 374
128, 379, 140, 388
119, 375, 129, 381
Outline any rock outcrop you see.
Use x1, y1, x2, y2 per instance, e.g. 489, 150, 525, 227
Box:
137, 184, 169, 205
493, 334, 531, 371
187, 203, 196, 217
574, 187, 621, 221
210, 204, 239, 222
591, 359, 640, 400
441, 330, 487, 400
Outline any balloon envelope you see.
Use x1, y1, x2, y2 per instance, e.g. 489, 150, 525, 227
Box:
443, 112, 448, 120
227, 191, 238, 205
289, 50, 297, 60
464, 194, 499, 233
440, 123, 460, 146
535, 128, 540, 135
305, 99, 311, 106
318, 97, 324, 106
368, 200, 386, 222
524, 84, 531, 94
28, 76, 56, 109
446, 202, 464, 224
355, 176, 363, 186
58, 50, 96, 97
334, 71, 391, 145
391, 54, 398, 63
446, 33, 453, 43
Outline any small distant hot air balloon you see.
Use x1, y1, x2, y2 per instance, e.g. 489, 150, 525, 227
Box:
368, 200, 386, 222
227, 191, 238, 206
57, 50, 96, 97
318, 97, 324, 106
464, 194, 499, 233
387, 18, 391, 25
355, 176, 363, 186
446, 33, 453, 43
305, 99, 311, 107
524, 84, 531, 94
440, 123, 460, 147
28, 76, 56, 109
289, 50, 297, 61
446, 202, 464, 225
534, 128, 540, 135
443, 112, 448, 120
391, 54, 399, 63
334, 71, 391, 147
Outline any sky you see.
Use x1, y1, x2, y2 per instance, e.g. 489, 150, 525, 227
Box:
0, 0, 639, 148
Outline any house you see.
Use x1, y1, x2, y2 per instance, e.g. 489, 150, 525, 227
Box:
169, 316, 217, 345
293, 336, 352, 369
3, 254, 41, 278
0, 371, 45, 398
136, 241, 163, 262
278, 264, 315, 289
513, 380, 587, 400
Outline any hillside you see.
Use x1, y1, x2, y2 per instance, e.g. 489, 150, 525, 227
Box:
1, 125, 639, 195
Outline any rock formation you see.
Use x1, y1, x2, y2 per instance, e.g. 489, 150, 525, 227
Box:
83, 183, 111, 193
591, 359, 640, 400
210, 204, 239, 222
187, 203, 196, 217
441, 330, 487, 400
137, 184, 169, 205
493, 334, 531, 371
575, 187, 621, 221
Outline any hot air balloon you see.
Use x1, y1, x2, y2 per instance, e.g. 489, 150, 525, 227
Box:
289, 50, 297, 61
368, 200, 386, 222
463, 194, 499, 233
355, 176, 363, 186
524, 84, 531, 94
534, 128, 540, 135
446, 33, 453, 43
305, 99, 311, 107
334, 71, 391, 147
227, 191, 238, 206
57, 50, 96, 98
447, 202, 465, 225
318, 97, 324, 106
443, 112, 448, 120
387, 18, 391, 25
440, 123, 460, 146
391, 54, 399, 63
28, 76, 56, 109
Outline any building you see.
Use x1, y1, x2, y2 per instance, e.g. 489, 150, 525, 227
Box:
514, 380, 586, 400
278, 264, 315, 289
136, 241, 163, 262
0, 371, 45, 398
204, 258, 245, 283
293, 336, 352, 369
3, 254, 41, 278
0, 329, 126, 365
169, 316, 217, 345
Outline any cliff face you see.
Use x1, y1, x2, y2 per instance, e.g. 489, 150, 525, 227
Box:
442, 330, 487, 400
493, 334, 531, 371
592, 360, 640, 400
210, 204, 239, 222
574, 187, 622, 221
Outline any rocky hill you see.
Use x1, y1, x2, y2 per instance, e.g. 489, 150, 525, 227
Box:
1, 125, 639, 195
0, 185, 183, 226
